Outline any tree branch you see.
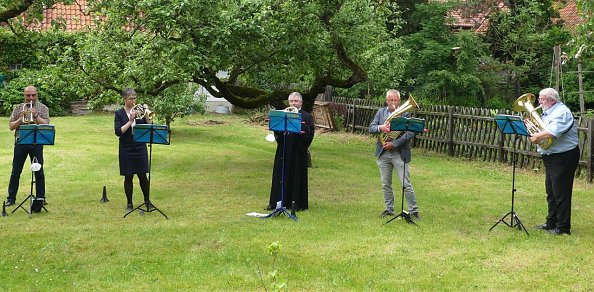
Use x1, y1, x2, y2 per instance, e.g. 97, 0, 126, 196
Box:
0, 0, 35, 23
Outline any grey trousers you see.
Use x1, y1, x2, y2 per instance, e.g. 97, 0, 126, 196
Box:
376, 150, 418, 213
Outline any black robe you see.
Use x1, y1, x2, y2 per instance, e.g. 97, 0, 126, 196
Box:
268, 109, 315, 211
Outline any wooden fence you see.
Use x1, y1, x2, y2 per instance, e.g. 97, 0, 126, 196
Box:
324, 96, 594, 183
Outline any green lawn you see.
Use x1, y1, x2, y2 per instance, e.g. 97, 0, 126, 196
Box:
0, 113, 592, 291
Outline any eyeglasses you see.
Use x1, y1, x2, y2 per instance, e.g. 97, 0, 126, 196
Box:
127, 97, 137, 100
25, 94, 37, 97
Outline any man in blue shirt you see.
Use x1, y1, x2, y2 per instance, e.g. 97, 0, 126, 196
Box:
529, 88, 579, 235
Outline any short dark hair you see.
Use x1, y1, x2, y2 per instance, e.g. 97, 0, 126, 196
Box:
122, 88, 136, 98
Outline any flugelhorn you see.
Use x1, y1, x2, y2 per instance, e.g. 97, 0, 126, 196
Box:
514, 93, 553, 149
264, 106, 300, 142
22, 101, 35, 124
131, 104, 156, 121
380, 95, 419, 144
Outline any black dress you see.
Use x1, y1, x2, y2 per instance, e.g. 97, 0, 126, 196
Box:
268, 109, 315, 211
114, 108, 149, 176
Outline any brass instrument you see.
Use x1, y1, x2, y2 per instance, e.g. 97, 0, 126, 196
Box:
131, 104, 156, 121
22, 101, 35, 124
380, 95, 419, 144
514, 93, 553, 149
264, 106, 300, 142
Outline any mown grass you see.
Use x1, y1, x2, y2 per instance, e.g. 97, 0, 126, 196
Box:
0, 113, 592, 291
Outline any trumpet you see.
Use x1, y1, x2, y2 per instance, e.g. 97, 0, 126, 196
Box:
264, 106, 300, 142
131, 104, 156, 121
22, 101, 35, 124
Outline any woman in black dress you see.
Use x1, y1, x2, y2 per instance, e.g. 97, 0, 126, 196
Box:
114, 88, 150, 211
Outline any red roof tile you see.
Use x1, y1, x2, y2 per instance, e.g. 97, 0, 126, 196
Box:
556, 0, 584, 31
27, 0, 93, 32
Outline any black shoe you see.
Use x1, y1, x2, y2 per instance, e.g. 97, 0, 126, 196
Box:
145, 201, 153, 211
265, 205, 275, 211
125, 204, 133, 212
4, 200, 15, 207
411, 212, 420, 220
547, 228, 570, 235
380, 210, 395, 217
534, 223, 555, 230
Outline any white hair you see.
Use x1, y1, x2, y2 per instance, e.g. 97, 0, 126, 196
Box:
539, 88, 560, 102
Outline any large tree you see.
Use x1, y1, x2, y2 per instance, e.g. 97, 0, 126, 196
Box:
65, 0, 408, 112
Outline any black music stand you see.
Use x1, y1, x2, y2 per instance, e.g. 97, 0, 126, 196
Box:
124, 124, 170, 219
489, 115, 529, 235
264, 110, 302, 222
12, 124, 55, 215
384, 116, 425, 226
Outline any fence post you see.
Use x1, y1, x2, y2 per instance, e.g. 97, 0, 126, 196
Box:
447, 106, 454, 156
350, 99, 356, 133
582, 119, 594, 183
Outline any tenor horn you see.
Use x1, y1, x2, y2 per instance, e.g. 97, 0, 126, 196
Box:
380, 95, 419, 144
514, 93, 553, 149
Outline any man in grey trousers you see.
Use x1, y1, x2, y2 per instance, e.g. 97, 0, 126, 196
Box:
368, 89, 419, 219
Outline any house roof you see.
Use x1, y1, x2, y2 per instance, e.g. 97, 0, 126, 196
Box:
27, 0, 93, 32
447, 1, 506, 33
446, 0, 584, 33
556, 0, 584, 31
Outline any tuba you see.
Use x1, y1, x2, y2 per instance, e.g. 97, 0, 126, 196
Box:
380, 95, 419, 144
514, 93, 553, 149
22, 101, 35, 124
131, 104, 156, 121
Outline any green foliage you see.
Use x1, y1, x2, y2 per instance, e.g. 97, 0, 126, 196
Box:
0, 68, 71, 115
574, 0, 594, 60
332, 112, 345, 132
484, 0, 571, 94
399, 2, 496, 107
146, 83, 206, 127
0, 30, 88, 115
265, 241, 287, 291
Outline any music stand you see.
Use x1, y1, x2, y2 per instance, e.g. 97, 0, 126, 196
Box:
264, 110, 302, 222
124, 124, 170, 219
12, 124, 55, 215
489, 114, 529, 235
384, 116, 425, 226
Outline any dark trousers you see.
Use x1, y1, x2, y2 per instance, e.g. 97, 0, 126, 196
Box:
7, 144, 45, 202
542, 147, 579, 232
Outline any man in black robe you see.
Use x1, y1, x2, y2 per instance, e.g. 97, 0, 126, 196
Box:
267, 92, 315, 211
